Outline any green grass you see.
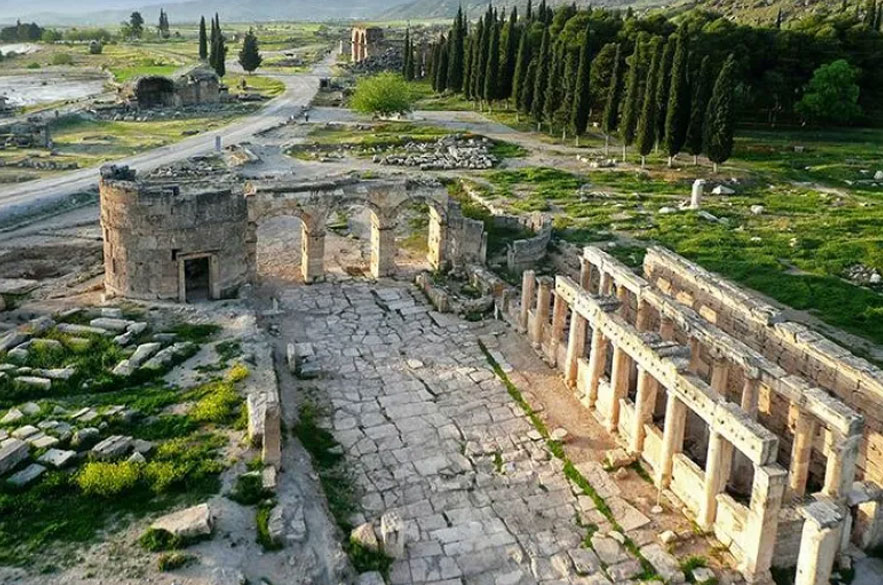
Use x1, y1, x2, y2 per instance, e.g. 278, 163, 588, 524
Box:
256, 502, 283, 551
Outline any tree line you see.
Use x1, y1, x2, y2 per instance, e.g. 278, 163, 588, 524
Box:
423, 1, 883, 167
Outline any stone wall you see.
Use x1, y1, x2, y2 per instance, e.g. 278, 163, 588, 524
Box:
643, 247, 883, 487
502, 213, 552, 273
99, 165, 249, 301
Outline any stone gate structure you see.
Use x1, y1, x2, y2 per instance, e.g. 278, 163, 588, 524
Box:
350, 26, 384, 63
99, 168, 486, 302
502, 245, 883, 585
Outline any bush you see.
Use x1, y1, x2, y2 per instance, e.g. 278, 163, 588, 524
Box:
77, 461, 141, 497
51, 53, 74, 66
88, 40, 103, 55
228, 472, 268, 506
157, 551, 195, 571
189, 381, 240, 424
350, 72, 415, 118
139, 527, 182, 552
227, 363, 249, 383
143, 460, 187, 494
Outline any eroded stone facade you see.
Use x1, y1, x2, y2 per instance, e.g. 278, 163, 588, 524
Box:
351, 27, 384, 63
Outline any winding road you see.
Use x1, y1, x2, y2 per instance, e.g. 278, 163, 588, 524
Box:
0, 54, 333, 221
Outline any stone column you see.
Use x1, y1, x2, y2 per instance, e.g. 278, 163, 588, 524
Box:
564, 312, 588, 388
370, 215, 396, 278
519, 270, 536, 333
629, 368, 658, 455
549, 292, 568, 366
616, 285, 629, 319
660, 316, 675, 341
690, 179, 706, 209
245, 221, 258, 283
635, 299, 651, 331
584, 327, 607, 405
427, 206, 447, 271
599, 271, 612, 296
823, 433, 860, 500
301, 226, 325, 283
699, 431, 734, 529
531, 277, 553, 348
606, 346, 631, 433
579, 257, 592, 290
788, 409, 818, 498
740, 465, 787, 583
710, 359, 729, 395
741, 377, 760, 419
795, 501, 844, 585
657, 392, 687, 487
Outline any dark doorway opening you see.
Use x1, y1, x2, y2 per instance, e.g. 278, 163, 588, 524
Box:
135, 76, 175, 108
184, 257, 210, 302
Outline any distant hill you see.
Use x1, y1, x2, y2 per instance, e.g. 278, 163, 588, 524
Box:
379, 0, 655, 20
691, 0, 863, 26
0, 0, 403, 26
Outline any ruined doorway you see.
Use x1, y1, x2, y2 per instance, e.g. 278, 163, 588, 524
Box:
134, 76, 175, 108
183, 257, 210, 302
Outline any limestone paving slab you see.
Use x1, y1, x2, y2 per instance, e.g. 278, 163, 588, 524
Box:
283, 282, 645, 585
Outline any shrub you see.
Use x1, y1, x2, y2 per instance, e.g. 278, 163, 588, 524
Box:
227, 363, 249, 383
228, 472, 268, 506
51, 53, 74, 66
350, 72, 415, 118
189, 381, 240, 423
77, 461, 141, 497
157, 551, 195, 571
143, 460, 187, 494
88, 40, 102, 55
139, 527, 182, 552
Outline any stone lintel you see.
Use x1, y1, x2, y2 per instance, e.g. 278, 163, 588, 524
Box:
772, 375, 863, 438
583, 247, 650, 297
799, 499, 844, 529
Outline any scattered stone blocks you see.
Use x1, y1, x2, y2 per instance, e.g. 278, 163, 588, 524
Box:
380, 511, 405, 558
0, 439, 29, 475
91, 435, 132, 460
151, 503, 213, 539
7, 463, 45, 487
38, 448, 77, 468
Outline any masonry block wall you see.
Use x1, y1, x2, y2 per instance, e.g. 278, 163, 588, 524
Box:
100, 167, 249, 301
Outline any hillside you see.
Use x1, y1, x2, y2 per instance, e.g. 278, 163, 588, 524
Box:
379, 0, 665, 20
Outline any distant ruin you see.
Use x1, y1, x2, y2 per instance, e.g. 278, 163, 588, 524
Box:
350, 26, 384, 63
122, 64, 223, 109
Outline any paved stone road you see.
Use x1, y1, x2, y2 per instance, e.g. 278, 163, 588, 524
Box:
281, 281, 654, 585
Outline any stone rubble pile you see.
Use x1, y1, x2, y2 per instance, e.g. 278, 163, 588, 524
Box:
343, 47, 403, 74
845, 264, 882, 286
376, 135, 498, 170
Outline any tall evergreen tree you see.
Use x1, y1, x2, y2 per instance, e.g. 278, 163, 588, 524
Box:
543, 40, 564, 132
447, 7, 465, 92
531, 27, 550, 127
436, 38, 450, 92
198, 16, 208, 60
619, 33, 646, 161
512, 26, 532, 115
500, 8, 519, 101
463, 33, 474, 98
526, 0, 533, 20
685, 55, 712, 164
775, 8, 783, 29
238, 28, 262, 73
636, 38, 663, 167
703, 54, 737, 173
559, 48, 579, 139
209, 14, 226, 77
158, 10, 170, 39
483, 19, 501, 107
654, 37, 675, 150
469, 19, 486, 101
662, 33, 689, 165
601, 43, 622, 155
570, 25, 593, 144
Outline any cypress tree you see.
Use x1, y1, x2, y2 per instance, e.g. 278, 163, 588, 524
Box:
521, 58, 537, 115
570, 24, 592, 144
238, 28, 262, 73
703, 54, 737, 173
636, 38, 663, 167
198, 16, 208, 60
475, 9, 492, 105
775, 8, 783, 29
526, 0, 532, 20
483, 19, 500, 108
654, 37, 675, 151
601, 43, 622, 155
436, 39, 449, 92
512, 26, 531, 115
429, 42, 438, 91
531, 27, 550, 128
543, 41, 564, 132
447, 8, 465, 92
463, 33, 474, 97
469, 19, 486, 101
559, 48, 579, 140
662, 33, 689, 165
685, 55, 712, 164
619, 34, 646, 161
500, 8, 519, 101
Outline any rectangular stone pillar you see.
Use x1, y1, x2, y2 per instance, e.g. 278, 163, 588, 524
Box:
635, 299, 651, 331
741, 377, 760, 419
583, 327, 606, 404
629, 368, 658, 455
599, 271, 612, 296
519, 270, 536, 333
699, 431, 734, 530
710, 359, 729, 395
579, 258, 592, 291
823, 434, 860, 500
660, 316, 675, 341
548, 293, 568, 366
606, 346, 631, 433
657, 392, 687, 487
302, 227, 325, 283
427, 206, 447, 271
370, 218, 396, 278
564, 312, 587, 388
789, 409, 818, 498
740, 465, 787, 583
531, 277, 553, 348
795, 501, 844, 585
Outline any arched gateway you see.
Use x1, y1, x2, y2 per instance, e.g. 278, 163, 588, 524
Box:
99, 166, 486, 302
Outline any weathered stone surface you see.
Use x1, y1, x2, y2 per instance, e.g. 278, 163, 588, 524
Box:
591, 535, 628, 566
29, 435, 58, 450
639, 544, 685, 584
7, 463, 45, 486
380, 511, 405, 558
89, 318, 132, 332
0, 439, 28, 475
91, 435, 132, 459
57, 323, 112, 337
35, 368, 74, 380
1, 408, 23, 424
356, 571, 385, 585
351, 522, 379, 551
151, 503, 213, 539
13, 376, 51, 390
38, 448, 77, 468
71, 427, 100, 448
11, 425, 39, 440
266, 505, 286, 548
692, 567, 716, 584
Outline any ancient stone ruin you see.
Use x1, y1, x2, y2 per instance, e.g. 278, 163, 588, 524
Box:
498, 245, 882, 585
350, 26, 384, 63
99, 166, 487, 302
122, 64, 223, 109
